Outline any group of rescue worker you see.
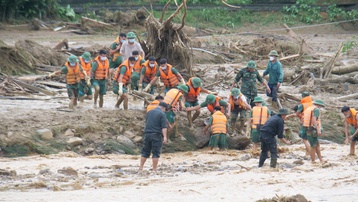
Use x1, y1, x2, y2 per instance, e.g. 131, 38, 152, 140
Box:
47, 31, 358, 170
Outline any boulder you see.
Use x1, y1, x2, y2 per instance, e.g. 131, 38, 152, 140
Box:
67, 137, 83, 146
57, 167, 78, 177
132, 136, 143, 143
192, 133, 210, 148
227, 135, 250, 150
36, 129, 53, 140
116, 135, 135, 149
124, 131, 136, 139
64, 129, 75, 137
0, 169, 16, 176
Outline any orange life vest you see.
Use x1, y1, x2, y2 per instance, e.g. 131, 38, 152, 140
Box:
303, 105, 321, 128
146, 100, 160, 112
164, 89, 182, 108
229, 94, 246, 111
185, 78, 201, 102
298, 96, 314, 122
133, 55, 143, 73
94, 56, 109, 80
79, 57, 91, 80
252, 106, 269, 129
65, 62, 81, 85
160, 64, 179, 87
112, 38, 121, 62
212, 111, 227, 134
113, 60, 132, 85
346, 108, 358, 129
142, 61, 157, 83
207, 96, 225, 114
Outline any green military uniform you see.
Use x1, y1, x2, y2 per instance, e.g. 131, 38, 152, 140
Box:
306, 108, 322, 147
91, 62, 107, 95
113, 66, 129, 94
131, 59, 146, 91
109, 42, 123, 69
234, 61, 265, 107
155, 67, 180, 93
200, 99, 228, 109
207, 115, 229, 149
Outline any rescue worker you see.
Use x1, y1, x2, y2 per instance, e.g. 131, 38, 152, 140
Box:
139, 101, 168, 173
303, 100, 326, 164
185, 77, 215, 127
78, 52, 92, 102
228, 88, 251, 136
341, 106, 358, 156
185, 94, 230, 118
259, 108, 291, 168
92, 50, 110, 108
263, 50, 284, 110
202, 106, 229, 150
113, 57, 136, 110
296, 91, 313, 158
231, 60, 270, 107
109, 33, 126, 69
48, 55, 88, 110
139, 56, 158, 94
249, 96, 270, 155
163, 84, 188, 141
143, 58, 185, 94
146, 95, 164, 112
120, 31, 145, 61
130, 51, 146, 91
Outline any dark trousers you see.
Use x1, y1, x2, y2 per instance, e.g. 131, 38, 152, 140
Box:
266, 84, 278, 102
259, 135, 278, 167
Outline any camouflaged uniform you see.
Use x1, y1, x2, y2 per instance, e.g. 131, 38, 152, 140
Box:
234, 68, 264, 106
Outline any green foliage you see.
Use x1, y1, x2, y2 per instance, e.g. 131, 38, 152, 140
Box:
342, 40, 357, 53
283, 0, 322, 24
157, 0, 251, 5
327, 4, 358, 21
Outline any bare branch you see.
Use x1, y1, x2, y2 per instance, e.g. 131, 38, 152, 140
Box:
159, 0, 173, 23
163, 2, 184, 26
176, 0, 187, 31
221, 0, 241, 9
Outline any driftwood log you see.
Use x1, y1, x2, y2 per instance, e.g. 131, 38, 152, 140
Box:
337, 93, 358, 101
332, 64, 358, 75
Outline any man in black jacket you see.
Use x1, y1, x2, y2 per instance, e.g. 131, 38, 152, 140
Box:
259, 108, 291, 168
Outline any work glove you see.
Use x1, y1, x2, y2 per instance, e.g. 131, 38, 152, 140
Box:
127, 83, 132, 94
138, 83, 143, 91
48, 72, 57, 78
118, 82, 123, 96
159, 81, 164, 87
85, 77, 91, 86
181, 78, 186, 85
143, 84, 151, 92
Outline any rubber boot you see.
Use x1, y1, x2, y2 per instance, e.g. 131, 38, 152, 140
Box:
115, 97, 124, 108
259, 155, 266, 167
99, 95, 104, 108
187, 111, 193, 127
123, 97, 128, 110
192, 110, 200, 122
270, 158, 277, 168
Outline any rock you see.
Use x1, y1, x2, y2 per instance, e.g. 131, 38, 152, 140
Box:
36, 129, 53, 140
124, 131, 136, 139
7, 132, 14, 138
67, 137, 83, 146
84, 147, 95, 154
227, 135, 250, 150
240, 154, 251, 161
0, 169, 16, 176
217, 66, 226, 72
132, 136, 143, 143
192, 133, 210, 148
39, 168, 52, 175
116, 135, 135, 149
64, 129, 75, 137
57, 167, 78, 177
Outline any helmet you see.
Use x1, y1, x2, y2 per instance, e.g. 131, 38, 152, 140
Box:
191, 77, 201, 88
231, 88, 240, 97
126, 32, 136, 39
67, 55, 78, 63
313, 99, 325, 107
246, 60, 257, 69
268, 50, 279, 57
253, 96, 263, 103
81, 52, 91, 61
278, 108, 289, 115
177, 84, 188, 93
205, 94, 216, 104
301, 91, 310, 98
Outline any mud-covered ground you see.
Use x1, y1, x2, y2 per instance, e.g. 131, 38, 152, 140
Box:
0, 23, 358, 201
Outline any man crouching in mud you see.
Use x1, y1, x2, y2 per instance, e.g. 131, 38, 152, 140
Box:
139, 102, 169, 173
